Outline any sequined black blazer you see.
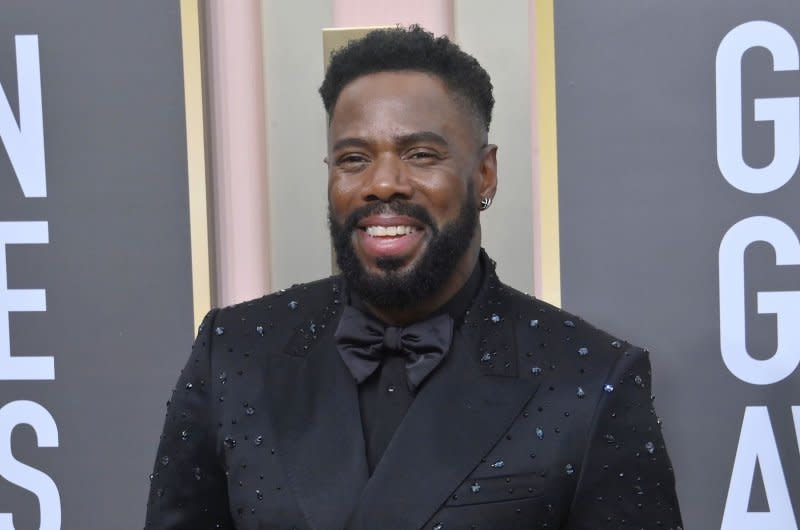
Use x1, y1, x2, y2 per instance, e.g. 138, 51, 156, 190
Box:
145, 256, 683, 530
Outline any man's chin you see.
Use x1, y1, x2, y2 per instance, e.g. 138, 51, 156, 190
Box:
354, 259, 413, 282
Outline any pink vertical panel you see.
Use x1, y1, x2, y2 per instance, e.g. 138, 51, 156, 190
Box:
206, 0, 271, 306
332, 0, 452, 36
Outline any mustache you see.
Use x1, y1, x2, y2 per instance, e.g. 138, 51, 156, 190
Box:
340, 200, 437, 234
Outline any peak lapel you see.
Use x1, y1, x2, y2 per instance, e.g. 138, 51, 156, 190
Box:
262, 304, 368, 530
347, 282, 540, 530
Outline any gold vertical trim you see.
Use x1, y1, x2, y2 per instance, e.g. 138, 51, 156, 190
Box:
534, 0, 561, 307
180, 0, 213, 330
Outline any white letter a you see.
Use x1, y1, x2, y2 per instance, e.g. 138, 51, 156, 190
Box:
722, 406, 797, 529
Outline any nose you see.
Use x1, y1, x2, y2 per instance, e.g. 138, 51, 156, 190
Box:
361, 153, 413, 202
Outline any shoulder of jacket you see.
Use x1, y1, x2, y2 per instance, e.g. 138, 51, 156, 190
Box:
201, 276, 343, 348
495, 280, 646, 363
214, 275, 341, 316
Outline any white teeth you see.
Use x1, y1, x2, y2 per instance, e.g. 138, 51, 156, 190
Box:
365, 225, 417, 237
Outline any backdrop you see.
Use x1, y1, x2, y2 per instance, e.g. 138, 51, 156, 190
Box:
0, 1, 195, 529
555, 2, 800, 529
2, 1, 800, 529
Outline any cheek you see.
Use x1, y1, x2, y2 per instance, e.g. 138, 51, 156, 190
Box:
415, 177, 470, 221
327, 174, 359, 218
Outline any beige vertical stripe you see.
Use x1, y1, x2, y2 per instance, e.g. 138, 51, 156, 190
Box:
331, 0, 453, 37
454, 0, 535, 295
261, 0, 333, 291
179, 0, 213, 330
532, 0, 561, 307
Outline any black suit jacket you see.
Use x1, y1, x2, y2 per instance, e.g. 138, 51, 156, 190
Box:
145, 258, 682, 529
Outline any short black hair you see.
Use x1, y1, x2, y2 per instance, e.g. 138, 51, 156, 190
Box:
319, 25, 494, 133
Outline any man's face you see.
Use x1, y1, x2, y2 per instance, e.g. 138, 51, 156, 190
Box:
326, 71, 496, 309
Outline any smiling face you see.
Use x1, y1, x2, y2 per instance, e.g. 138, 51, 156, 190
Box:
327, 71, 497, 321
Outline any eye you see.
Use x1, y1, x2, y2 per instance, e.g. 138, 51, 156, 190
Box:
406, 149, 441, 163
336, 153, 369, 169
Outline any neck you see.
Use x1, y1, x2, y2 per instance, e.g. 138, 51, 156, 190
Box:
363, 239, 481, 327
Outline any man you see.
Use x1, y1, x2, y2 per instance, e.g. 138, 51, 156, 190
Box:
146, 26, 682, 529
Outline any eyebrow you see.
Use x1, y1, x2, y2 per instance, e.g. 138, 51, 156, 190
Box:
331, 137, 371, 152
331, 131, 449, 152
396, 131, 449, 149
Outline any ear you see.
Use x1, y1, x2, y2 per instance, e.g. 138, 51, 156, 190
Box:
477, 144, 498, 203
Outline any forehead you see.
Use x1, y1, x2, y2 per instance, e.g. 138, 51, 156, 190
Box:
329, 71, 474, 142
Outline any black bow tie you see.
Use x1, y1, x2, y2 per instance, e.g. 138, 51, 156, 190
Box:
334, 305, 454, 391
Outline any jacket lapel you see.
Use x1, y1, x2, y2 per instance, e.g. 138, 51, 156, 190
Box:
261, 299, 369, 530
347, 271, 541, 530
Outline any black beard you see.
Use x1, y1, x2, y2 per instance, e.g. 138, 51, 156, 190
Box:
328, 189, 478, 310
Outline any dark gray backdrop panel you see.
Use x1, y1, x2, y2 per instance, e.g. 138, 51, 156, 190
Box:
555, 2, 800, 528
1, 1, 194, 528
